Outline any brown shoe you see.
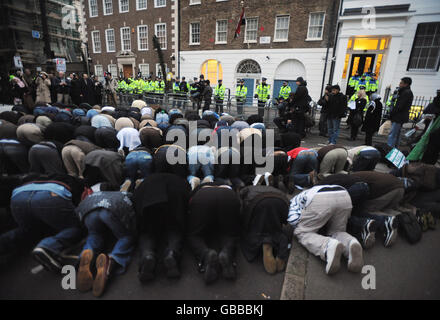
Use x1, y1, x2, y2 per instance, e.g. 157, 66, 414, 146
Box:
93, 254, 110, 297
262, 244, 276, 274
276, 257, 286, 272
77, 249, 94, 292
120, 180, 131, 192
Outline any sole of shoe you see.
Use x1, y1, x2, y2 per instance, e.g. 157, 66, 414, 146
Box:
138, 255, 156, 282
347, 241, 363, 273
77, 250, 94, 292
384, 219, 398, 248
264, 174, 274, 186
362, 220, 377, 249
325, 242, 343, 275
164, 254, 180, 279
218, 251, 236, 280
262, 244, 277, 275
32, 248, 62, 274
93, 254, 108, 297
204, 251, 219, 284
253, 175, 264, 186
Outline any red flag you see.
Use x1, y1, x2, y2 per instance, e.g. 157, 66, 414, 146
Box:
234, 7, 245, 39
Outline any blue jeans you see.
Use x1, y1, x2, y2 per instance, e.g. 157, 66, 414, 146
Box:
187, 146, 215, 182
82, 209, 135, 274
124, 151, 153, 183
289, 151, 318, 187
387, 122, 403, 148
0, 190, 82, 255
327, 117, 341, 144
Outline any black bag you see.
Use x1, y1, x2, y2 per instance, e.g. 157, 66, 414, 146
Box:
397, 212, 422, 244
352, 113, 363, 127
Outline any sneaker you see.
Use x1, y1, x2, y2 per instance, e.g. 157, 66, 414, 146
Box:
325, 239, 343, 275
190, 177, 201, 190
204, 250, 219, 284
262, 243, 277, 274
93, 253, 110, 297
384, 216, 398, 248
77, 249, 94, 292
264, 172, 274, 186
218, 250, 236, 280
347, 239, 363, 273
417, 211, 429, 232
138, 254, 156, 282
163, 250, 180, 279
361, 219, 378, 249
275, 257, 286, 273
32, 247, 62, 274
252, 174, 264, 186
120, 179, 132, 192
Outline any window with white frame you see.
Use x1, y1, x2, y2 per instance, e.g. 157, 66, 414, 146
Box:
307, 12, 325, 40
156, 63, 167, 77
89, 0, 98, 17
190, 22, 200, 45
154, 0, 166, 8
155, 23, 167, 49
408, 22, 440, 71
119, 0, 129, 13
137, 0, 147, 10
91, 30, 101, 53
95, 65, 104, 79
216, 20, 227, 44
139, 64, 150, 78
108, 64, 118, 77
245, 17, 258, 43
103, 0, 113, 15
120, 27, 131, 51
138, 25, 149, 51
274, 15, 290, 41
105, 29, 115, 52
190, 0, 201, 4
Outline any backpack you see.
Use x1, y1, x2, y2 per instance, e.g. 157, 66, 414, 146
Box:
397, 212, 422, 244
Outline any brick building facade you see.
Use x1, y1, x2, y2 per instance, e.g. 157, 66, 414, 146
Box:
82, 0, 177, 80
179, 0, 339, 101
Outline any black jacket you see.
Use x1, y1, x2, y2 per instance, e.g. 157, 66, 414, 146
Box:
327, 92, 347, 119
390, 86, 414, 124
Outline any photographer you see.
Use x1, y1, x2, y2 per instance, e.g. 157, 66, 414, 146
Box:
104, 72, 118, 107
35, 72, 51, 104
53, 71, 71, 105
286, 78, 311, 138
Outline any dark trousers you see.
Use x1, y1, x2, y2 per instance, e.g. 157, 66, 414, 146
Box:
187, 187, 241, 263
215, 99, 224, 114
319, 112, 328, 135
351, 125, 360, 140
257, 101, 265, 118
0, 142, 29, 174
365, 130, 375, 146
29, 145, 65, 175
203, 99, 211, 112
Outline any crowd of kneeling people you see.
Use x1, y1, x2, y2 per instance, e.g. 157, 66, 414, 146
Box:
0, 99, 438, 297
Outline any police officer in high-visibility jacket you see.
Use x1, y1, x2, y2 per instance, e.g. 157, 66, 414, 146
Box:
348, 71, 360, 97
173, 76, 182, 108
367, 73, 378, 95
214, 79, 226, 114
235, 79, 248, 115
278, 81, 291, 100
255, 77, 271, 117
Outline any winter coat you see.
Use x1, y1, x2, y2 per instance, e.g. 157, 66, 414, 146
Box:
327, 92, 347, 119
35, 77, 51, 104
362, 100, 383, 133
390, 86, 414, 124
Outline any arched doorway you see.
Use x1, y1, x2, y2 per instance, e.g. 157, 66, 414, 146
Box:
236, 59, 262, 105
200, 59, 223, 85
273, 59, 306, 98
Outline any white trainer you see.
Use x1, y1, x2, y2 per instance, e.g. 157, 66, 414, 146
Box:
325, 239, 343, 275
347, 239, 364, 273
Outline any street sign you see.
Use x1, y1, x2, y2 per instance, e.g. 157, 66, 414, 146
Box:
260, 36, 271, 44
54, 58, 66, 72
32, 30, 41, 39
13, 56, 23, 69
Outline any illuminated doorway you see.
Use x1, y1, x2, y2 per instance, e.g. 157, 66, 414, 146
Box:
201, 60, 223, 85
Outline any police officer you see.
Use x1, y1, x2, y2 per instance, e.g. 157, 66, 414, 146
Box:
235, 79, 248, 115
214, 79, 226, 114
173, 76, 182, 108
278, 81, 291, 101
255, 77, 271, 117
348, 71, 360, 97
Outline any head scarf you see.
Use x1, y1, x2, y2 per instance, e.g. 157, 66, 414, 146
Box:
139, 127, 163, 150
91, 114, 113, 129
115, 117, 135, 131
16, 123, 44, 146
35, 115, 52, 130
116, 127, 141, 151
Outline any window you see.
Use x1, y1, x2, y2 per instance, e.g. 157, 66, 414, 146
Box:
155, 0, 166, 8
89, 0, 98, 17
103, 0, 113, 15
216, 20, 228, 44
245, 17, 258, 43
138, 25, 148, 51
307, 12, 325, 40
95, 65, 103, 79
190, 0, 201, 4
155, 23, 167, 49
408, 23, 440, 71
137, 0, 147, 10
156, 63, 168, 77
201, 60, 223, 85
139, 64, 150, 78
108, 64, 118, 77
237, 59, 261, 74
190, 22, 200, 45
91, 30, 101, 53
119, 0, 129, 13
105, 29, 115, 52
120, 27, 131, 51
274, 15, 290, 41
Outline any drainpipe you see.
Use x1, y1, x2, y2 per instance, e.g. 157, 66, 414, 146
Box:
39, 0, 52, 62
